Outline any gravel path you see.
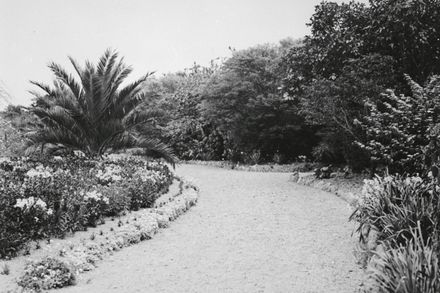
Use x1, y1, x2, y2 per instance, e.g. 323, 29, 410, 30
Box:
61, 164, 364, 293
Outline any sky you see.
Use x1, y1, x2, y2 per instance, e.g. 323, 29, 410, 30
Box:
0, 0, 361, 106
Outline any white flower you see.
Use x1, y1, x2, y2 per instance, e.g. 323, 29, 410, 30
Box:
96, 164, 123, 184
26, 165, 53, 178
83, 190, 108, 204
14, 196, 48, 212
84, 190, 102, 201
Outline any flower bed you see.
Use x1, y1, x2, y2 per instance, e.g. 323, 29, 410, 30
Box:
0, 156, 173, 259
0, 177, 199, 292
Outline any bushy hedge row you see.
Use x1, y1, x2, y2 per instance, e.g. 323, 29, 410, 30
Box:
0, 156, 173, 259
351, 175, 440, 292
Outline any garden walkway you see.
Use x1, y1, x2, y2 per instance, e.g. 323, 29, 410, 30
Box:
62, 164, 365, 293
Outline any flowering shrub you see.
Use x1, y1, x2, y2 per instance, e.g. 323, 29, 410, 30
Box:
17, 257, 76, 291
82, 190, 109, 227
354, 75, 440, 174
0, 156, 173, 258
95, 163, 123, 185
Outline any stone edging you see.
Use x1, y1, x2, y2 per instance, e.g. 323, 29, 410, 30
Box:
290, 172, 363, 207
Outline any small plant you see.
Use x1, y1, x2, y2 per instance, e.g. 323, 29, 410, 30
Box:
23, 245, 31, 256
314, 165, 333, 179
247, 150, 261, 165
1, 263, 10, 275
90, 233, 96, 241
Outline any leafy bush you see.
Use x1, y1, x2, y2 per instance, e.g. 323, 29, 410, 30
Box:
17, 257, 76, 291
0, 156, 173, 259
355, 75, 440, 174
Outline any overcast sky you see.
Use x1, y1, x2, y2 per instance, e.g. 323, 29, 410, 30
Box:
0, 0, 363, 106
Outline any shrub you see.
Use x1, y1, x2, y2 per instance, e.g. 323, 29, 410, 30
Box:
17, 257, 76, 291
350, 175, 440, 246
369, 227, 440, 293
354, 75, 440, 174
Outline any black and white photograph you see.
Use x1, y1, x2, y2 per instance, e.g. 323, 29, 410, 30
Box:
1, 0, 440, 292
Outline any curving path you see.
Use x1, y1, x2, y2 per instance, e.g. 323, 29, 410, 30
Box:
61, 164, 365, 293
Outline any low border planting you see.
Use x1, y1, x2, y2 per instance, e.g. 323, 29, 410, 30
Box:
0, 155, 173, 259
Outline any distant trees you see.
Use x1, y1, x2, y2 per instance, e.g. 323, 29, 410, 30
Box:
137, 0, 440, 170
201, 44, 318, 163
4, 0, 440, 171
140, 62, 220, 161
142, 42, 318, 164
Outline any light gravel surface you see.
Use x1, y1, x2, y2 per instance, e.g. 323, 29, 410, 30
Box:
60, 164, 365, 293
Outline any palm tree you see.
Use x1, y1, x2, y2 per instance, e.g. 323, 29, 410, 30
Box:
27, 49, 177, 165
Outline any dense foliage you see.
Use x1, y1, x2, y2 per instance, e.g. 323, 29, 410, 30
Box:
281, 0, 440, 171
141, 41, 318, 163
355, 75, 440, 174
0, 156, 172, 258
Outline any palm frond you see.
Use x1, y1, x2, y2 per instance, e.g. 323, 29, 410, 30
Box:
96, 48, 113, 76
135, 137, 178, 167
48, 62, 83, 99
30, 81, 56, 97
